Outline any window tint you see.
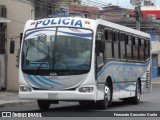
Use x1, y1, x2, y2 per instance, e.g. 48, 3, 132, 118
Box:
141, 39, 144, 47
114, 42, 119, 59
126, 35, 132, 60
139, 47, 144, 61
145, 40, 150, 60
99, 25, 150, 63
139, 39, 145, 61
133, 37, 139, 60
120, 33, 126, 59
104, 29, 113, 60
108, 30, 113, 41
105, 42, 112, 58
104, 30, 108, 40
114, 32, 120, 59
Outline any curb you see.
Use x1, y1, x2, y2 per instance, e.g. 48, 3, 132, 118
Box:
0, 100, 36, 108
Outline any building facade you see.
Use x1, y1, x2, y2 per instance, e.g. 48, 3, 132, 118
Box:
99, 1, 160, 78
0, 0, 34, 91
141, 0, 160, 78
0, 4, 8, 91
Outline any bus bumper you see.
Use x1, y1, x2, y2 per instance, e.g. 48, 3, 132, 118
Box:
19, 90, 96, 101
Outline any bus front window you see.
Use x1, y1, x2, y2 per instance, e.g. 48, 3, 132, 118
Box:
22, 27, 93, 76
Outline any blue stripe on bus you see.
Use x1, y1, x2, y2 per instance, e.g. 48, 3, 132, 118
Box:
116, 83, 135, 92
98, 61, 150, 92
59, 31, 93, 38
98, 61, 150, 77
25, 30, 92, 40
26, 74, 65, 87
112, 74, 136, 92
24, 29, 56, 39
34, 75, 56, 87
41, 76, 65, 86
27, 75, 45, 88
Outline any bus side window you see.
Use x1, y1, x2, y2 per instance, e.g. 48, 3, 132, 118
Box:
126, 35, 133, 60
120, 33, 126, 60
139, 38, 145, 61
105, 30, 113, 61
144, 40, 147, 61
96, 30, 105, 67
145, 40, 150, 61
148, 40, 151, 58
104, 30, 108, 40
133, 37, 139, 61
114, 32, 120, 60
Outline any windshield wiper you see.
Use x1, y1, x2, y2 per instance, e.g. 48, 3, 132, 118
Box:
55, 51, 72, 74
28, 39, 49, 56
61, 61, 72, 74
35, 62, 46, 75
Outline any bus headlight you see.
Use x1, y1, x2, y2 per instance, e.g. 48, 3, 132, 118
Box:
20, 86, 32, 92
79, 87, 94, 93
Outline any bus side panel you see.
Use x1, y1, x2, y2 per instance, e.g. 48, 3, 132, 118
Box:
96, 61, 151, 101
119, 63, 150, 99
141, 64, 151, 93
97, 61, 121, 101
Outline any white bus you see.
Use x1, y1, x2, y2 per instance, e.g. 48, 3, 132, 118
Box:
11, 17, 151, 110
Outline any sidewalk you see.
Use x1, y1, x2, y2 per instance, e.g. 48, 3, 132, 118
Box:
0, 77, 160, 108
151, 77, 160, 84
0, 91, 36, 108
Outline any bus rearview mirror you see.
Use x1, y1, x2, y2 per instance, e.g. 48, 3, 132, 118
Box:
20, 33, 23, 47
10, 40, 15, 54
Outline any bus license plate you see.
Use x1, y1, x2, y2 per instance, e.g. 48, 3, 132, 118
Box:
48, 93, 58, 99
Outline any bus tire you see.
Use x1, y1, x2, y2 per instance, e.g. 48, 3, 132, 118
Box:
123, 80, 141, 104
37, 100, 50, 110
97, 82, 111, 109
79, 101, 95, 106
131, 80, 141, 104
79, 101, 88, 106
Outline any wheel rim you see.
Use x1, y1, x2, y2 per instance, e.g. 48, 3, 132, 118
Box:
105, 86, 111, 101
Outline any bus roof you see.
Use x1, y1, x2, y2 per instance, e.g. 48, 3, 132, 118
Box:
24, 17, 150, 38
96, 19, 150, 38
24, 17, 96, 31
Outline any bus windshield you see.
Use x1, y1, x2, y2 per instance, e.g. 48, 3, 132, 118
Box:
21, 27, 93, 76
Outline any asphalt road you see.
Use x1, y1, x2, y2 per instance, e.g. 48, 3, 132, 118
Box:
1, 83, 160, 117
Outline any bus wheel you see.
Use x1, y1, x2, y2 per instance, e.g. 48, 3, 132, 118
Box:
37, 100, 50, 110
79, 101, 88, 106
132, 81, 141, 104
79, 101, 95, 107
97, 82, 111, 109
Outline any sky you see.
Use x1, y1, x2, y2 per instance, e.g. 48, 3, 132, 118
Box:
103, 0, 160, 9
